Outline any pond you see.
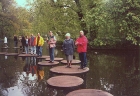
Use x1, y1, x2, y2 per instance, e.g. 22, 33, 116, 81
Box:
0, 41, 139, 96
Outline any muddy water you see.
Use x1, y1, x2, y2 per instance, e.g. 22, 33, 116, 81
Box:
0, 42, 139, 96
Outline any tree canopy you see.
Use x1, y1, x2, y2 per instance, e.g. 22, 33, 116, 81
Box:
0, 0, 140, 48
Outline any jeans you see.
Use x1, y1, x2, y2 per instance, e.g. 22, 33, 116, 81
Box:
49, 47, 55, 61
79, 52, 87, 68
31, 46, 36, 54
14, 41, 18, 47
25, 46, 29, 54
36, 46, 42, 56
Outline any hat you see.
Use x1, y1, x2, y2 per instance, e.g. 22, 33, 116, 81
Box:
65, 33, 71, 37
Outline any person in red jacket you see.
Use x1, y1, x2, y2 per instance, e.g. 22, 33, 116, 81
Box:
75, 30, 88, 69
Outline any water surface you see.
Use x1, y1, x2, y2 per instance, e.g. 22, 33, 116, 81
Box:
0, 42, 139, 96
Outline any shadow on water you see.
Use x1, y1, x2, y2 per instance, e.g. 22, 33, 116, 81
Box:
0, 42, 139, 96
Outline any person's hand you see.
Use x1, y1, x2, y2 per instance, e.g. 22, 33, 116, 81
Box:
75, 42, 79, 45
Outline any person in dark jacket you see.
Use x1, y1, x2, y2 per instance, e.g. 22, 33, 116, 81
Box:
14, 35, 18, 47
21, 36, 26, 52
63, 33, 75, 68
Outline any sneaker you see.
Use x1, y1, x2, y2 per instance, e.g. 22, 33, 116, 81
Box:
78, 67, 83, 69
48, 61, 52, 63
65, 65, 69, 68
83, 67, 87, 70
68, 66, 71, 68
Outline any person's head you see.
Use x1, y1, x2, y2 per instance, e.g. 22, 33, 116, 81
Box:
80, 30, 84, 36
65, 33, 71, 39
25, 36, 28, 39
38, 33, 40, 37
31, 34, 34, 37
49, 31, 53, 36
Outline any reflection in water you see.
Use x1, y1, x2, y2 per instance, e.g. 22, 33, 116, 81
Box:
0, 42, 140, 96
37, 66, 44, 81
23, 57, 37, 80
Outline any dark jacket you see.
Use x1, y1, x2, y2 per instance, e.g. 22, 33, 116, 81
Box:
14, 36, 18, 41
63, 39, 75, 55
21, 37, 26, 46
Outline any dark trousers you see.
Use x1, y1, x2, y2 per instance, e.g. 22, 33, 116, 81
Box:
14, 41, 18, 47
36, 46, 42, 56
79, 52, 87, 68
49, 47, 55, 61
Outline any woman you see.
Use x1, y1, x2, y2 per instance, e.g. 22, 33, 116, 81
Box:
47, 31, 56, 63
4, 36, 8, 47
25, 36, 29, 54
63, 33, 75, 68
21, 36, 25, 52
14, 35, 18, 47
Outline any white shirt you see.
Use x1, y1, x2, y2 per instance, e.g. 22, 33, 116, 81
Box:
4, 37, 7, 43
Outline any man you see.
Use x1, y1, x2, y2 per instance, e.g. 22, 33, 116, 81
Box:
47, 31, 56, 63
75, 31, 88, 69
4, 36, 8, 47
14, 35, 18, 47
36, 33, 44, 57
30, 34, 37, 55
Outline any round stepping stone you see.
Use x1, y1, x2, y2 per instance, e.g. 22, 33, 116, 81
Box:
45, 58, 63, 61
1, 47, 9, 49
5, 53, 19, 56
66, 89, 113, 96
50, 65, 89, 75
0, 52, 7, 55
37, 55, 50, 59
18, 54, 37, 57
47, 76, 83, 89
22, 52, 31, 54
13, 47, 20, 49
38, 61, 59, 66
61, 60, 81, 64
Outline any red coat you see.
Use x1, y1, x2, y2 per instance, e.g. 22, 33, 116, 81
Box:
29, 37, 37, 46
76, 35, 88, 53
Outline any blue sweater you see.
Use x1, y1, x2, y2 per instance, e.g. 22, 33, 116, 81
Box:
63, 39, 75, 55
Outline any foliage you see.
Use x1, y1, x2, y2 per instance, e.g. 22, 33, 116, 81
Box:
1, 0, 140, 48
0, 0, 32, 38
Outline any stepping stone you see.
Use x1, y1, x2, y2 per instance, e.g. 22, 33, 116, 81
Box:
66, 89, 113, 96
5, 53, 19, 56
13, 47, 20, 49
22, 52, 31, 54
18, 54, 38, 57
0, 52, 7, 55
47, 76, 83, 89
45, 57, 63, 61
61, 60, 81, 64
37, 55, 50, 59
38, 61, 59, 66
1, 47, 9, 49
50, 65, 89, 75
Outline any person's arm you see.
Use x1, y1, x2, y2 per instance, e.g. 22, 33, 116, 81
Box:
75, 38, 79, 45
77, 37, 88, 45
62, 41, 65, 51
72, 39, 75, 51
42, 37, 44, 46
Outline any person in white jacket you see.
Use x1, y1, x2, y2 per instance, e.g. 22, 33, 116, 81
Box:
4, 36, 8, 47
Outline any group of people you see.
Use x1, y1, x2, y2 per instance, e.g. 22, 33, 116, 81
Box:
20, 33, 44, 57
63, 31, 88, 69
4, 30, 88, 69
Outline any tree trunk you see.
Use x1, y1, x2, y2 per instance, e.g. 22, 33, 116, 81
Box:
74, 0, 88, 35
